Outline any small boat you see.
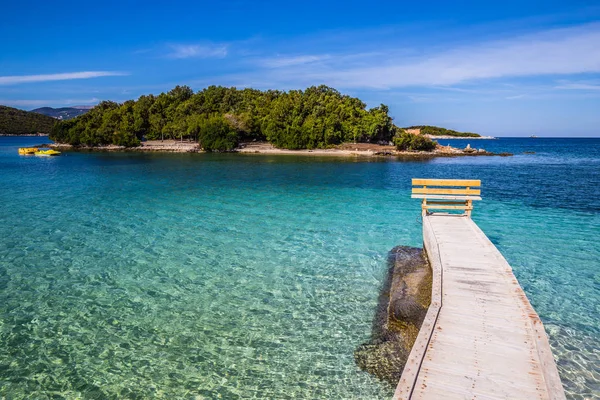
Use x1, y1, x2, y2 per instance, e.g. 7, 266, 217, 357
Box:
529, 135, 538, 138
34, 149, 61, 157
18, 147, 38, 155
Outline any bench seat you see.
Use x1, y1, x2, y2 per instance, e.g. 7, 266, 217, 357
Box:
411, 195, 482, 201
412, 179, 482, 217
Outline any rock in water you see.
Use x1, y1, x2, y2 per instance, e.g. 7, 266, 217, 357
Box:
354, 246, 432, 385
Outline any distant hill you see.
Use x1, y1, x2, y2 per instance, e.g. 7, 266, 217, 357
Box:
31, 106, 93, 120
405, 125, 481, 138
0, 105, 57, 135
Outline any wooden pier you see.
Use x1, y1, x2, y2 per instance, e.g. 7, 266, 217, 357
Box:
394, 180, 565, 400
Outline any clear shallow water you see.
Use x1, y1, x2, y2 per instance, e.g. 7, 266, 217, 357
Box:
0, 137, 598, 399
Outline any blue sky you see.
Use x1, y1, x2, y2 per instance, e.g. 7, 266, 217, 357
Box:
1, 1, 600, 136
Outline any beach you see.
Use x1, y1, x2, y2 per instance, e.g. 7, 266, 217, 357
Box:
48, 140, 506, 157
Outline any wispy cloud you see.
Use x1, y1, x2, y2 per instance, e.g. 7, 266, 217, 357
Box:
258, 55, 329, 68
0, 71, 128, 86
166, 43, 228, 59
222, 22, 600, 90
329, 23, 600, 88
554, 79, 600, 90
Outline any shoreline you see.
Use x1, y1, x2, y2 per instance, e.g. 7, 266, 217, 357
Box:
47, 140, 201, 153
44, 141, 512, 157
236, 142, 509, 157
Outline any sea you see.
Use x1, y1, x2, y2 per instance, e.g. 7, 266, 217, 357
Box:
0, 136, 598, 399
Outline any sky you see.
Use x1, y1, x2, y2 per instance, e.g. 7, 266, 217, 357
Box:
1, 0, 600, 136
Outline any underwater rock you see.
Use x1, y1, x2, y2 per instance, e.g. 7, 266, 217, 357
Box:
355, 340, 408, 384
391, 297, 426, 325
354, 246, 432, 385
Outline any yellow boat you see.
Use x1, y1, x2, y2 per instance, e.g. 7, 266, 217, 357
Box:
34, 149, 61, 156
18, 147, 38, 155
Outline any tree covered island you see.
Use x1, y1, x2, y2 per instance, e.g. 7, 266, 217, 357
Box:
49, 85, 481, 152
405, 126, 481, 138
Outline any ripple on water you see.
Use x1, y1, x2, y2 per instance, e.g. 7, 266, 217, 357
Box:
0, 137, 599, 399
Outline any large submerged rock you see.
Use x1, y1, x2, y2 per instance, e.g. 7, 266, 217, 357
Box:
354, 246, 432, 385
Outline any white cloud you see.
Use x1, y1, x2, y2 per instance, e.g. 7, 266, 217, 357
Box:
224, 23, 600, 89
166, 44, 228, 59
554, 80, 600, 90
325, 25, 600, 88
0, 71, 127, 85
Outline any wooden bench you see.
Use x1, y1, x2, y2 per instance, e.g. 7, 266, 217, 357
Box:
412, 179, 482, 217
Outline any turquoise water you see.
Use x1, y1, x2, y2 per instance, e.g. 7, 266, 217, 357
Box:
0, 137, 598, 399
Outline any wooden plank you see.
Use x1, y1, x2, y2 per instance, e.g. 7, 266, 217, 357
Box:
424, 205, 472, 210
425, 201, 469, 206
393, 215, 443, 399
393, 215, 566, 400
412, 179, 481, 187
466, 221, 566, 399
412, 188, 481, 195
411, 195, 482, 201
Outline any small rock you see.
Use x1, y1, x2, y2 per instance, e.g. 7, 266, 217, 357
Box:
391, 297, 427, 325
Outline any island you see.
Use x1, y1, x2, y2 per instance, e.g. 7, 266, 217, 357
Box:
46, 85, 506, 157
404, 126, 495, 139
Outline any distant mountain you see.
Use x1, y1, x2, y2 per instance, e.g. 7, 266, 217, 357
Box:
0, 105, 57, 135
31, 106, 93, 120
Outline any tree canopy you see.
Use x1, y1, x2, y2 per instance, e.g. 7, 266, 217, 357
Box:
50, 85, 399, 150
394, 130, 437, 151
0, 106, 56, 135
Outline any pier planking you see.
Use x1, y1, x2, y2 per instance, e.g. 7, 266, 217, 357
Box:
393, 214, 565, 400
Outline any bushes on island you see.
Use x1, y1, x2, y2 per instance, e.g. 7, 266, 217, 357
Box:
394, 130, 437, 151
196, 114, 239, 152
49, 85, 398, 150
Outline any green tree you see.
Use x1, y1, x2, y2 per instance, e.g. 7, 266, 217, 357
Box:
198, 114, 239, 152
394, 131, 437, 151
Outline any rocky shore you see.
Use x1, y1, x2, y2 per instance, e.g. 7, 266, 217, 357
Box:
354, 246, 432, 385
47, 140, 200, 153
45, 140, 512, 157
237, 142, 512, 157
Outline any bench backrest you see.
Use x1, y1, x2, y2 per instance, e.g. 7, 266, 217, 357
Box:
411, 179, 482, 217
